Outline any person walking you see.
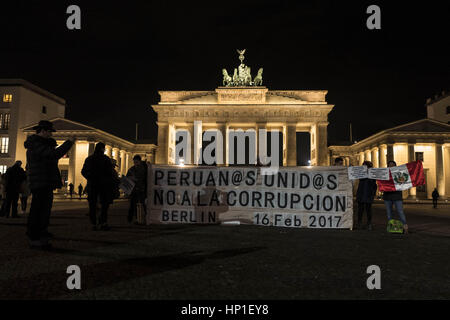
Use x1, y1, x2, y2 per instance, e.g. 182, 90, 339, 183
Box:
383, 160, 408, 234
126, 155, 148, 224
24, 120, 74, 248
81, 142, 116, 231
355, 161, 378, 230
432, 188, 439, 209
78, 183, 83, 200
2, 161, 27, 218
68, 183, 74, 199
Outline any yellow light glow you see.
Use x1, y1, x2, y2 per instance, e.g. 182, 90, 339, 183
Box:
2, 94, 12, 102
414, 145, 432, 152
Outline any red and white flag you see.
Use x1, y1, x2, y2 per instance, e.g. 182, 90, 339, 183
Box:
377, 161, 425, 192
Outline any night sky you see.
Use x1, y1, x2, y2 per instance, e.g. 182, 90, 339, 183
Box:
1, 1, 449, 145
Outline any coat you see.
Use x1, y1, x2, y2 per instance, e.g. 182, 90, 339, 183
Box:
4, 164, 27, 193
24, 134, 73, 191
356, 178, 378, 203
432, 189, 439, 199
126, 163, 147, 194
382, 191, 403, 201
81, 153, 119, 203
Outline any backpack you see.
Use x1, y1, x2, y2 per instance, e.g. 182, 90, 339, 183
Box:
387, 219, 404, 233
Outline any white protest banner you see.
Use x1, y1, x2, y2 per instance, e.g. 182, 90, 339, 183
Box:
348, 166, 368, 180
119, 176, 135, 195
147, 164, 353, 229
368, 168, 390, 181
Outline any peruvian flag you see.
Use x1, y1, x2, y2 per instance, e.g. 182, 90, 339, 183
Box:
377, 161, 425, 192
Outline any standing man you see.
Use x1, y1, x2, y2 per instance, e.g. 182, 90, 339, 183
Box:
68, 183, 74, 199
432, 188, 439, 209
126, 155, 148, 224
81, 142, 115, 231
2, 161, 26, 218
24, 120, 74, 248
78, 183, 83, 199
355, 161, 378, 230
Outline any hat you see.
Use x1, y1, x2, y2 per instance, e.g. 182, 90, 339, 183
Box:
32, 120, 56, 132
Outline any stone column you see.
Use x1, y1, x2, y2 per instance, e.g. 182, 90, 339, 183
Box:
407, 144, 415, 162
378, 145, 386, 167
316, 122, 328, 166
126, 152, 132, 172
193, 121, 203, 165
105, 145, 112, 158
216, 122, 227, 166
120, 150, 126, 176
68, 143, 76, 187
371, 148, 378, 167
386, 144, 394, 163
256, 122, 267, 166
148, 149, 155, 164
407, 144, 416, 198
286, 123, 297, 166
358, 152, 364, 165
112, 147, 120, 172
70, 142, 89, 189
436, 143, 445, 196
88, 142, 95, 156
187, 124, 195, 165
445, 146, 450, 198
364, 149, 371, 162
156, 122, 168, 164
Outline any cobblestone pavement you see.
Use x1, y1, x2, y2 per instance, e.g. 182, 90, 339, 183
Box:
0, 200, 449, 299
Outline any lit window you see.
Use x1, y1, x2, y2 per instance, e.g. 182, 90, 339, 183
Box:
0, 137, 8, 154
3, 114, 10, 130
0, 165, 6, 174
2, 94, 12, 103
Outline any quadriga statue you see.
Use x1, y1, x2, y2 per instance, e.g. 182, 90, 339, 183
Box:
222, 69, 232, 86
253, 68, 263, 86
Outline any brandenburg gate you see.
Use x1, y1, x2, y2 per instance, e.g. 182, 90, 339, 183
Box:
153, 50, 334, 166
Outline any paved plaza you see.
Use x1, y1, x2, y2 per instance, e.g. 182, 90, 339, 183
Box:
0, 200, 449, 299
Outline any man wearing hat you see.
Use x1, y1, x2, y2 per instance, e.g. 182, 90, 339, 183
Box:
24, 120, 75, 248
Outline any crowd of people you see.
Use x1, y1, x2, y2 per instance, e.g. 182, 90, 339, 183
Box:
0, 120, 148, 249
334, 156, 413, 234
0, 120, 438, 249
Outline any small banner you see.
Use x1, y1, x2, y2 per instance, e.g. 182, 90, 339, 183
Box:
377, 161, 425, 192
119, 176, 135, 195
146, 164, 353, 229
368, 168, 390, 180
347, 165, 368, 180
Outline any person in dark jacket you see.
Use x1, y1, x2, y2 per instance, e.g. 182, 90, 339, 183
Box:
126, 155, 148, 223
78, 183, 83, 200
432, 188, 439, 209
24, 120, 74, 248
68, 183, 74, 199
383, 160, 408, 234
356, 161, 377, 230
1, 161, 27, 218
81, 142, 116, 231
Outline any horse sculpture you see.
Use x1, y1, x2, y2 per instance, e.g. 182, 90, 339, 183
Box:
253, 68, 263, 86
222, 69, 232, 86
233, 68, 238, 84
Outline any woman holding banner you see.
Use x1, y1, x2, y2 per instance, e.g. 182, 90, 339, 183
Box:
356, 161, 378, 230
383, 160, 408, 234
